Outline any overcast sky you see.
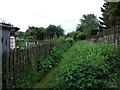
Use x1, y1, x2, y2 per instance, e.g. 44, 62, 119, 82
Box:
0, 0, 105, 34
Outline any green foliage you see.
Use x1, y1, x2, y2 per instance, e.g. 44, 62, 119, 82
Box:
16, 37, 24, 48
12, 56, 40, 88
76, 14, 100, 34
16, 39, 27, 49
37, 41, 72, 76
42, 40, 119, 89
12, 40, 119, 89
21, 25, 64, 40
97, 44, 120, 88
24, 26, 46, 40
15, 31, 25, 39
11, 41, 72, 88
46, 25, 64, 38
12, 40, 72, 89
11, 42, 71, 88
100, 2, 120, 29
57, 41, 108, 88
66, 31, 87, 41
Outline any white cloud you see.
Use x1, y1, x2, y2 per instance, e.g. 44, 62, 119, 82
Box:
0, 0, 104, 34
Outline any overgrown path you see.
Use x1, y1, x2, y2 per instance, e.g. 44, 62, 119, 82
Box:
34, 41, 72, 88
34, 66, 58, 88
34, 41, 120, 89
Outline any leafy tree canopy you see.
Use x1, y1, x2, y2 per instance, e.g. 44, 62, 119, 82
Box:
24, 26, 46, 40
76, 14, 100, 34
15, 31, 25, 38
16, 25, 64, 40
46, 24, 64, 38
67, 31, 87, 41
99, 2, 120, 29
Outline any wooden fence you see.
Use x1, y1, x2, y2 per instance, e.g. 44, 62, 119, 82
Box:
86, 25, 120, 45
2, 40, 63, 88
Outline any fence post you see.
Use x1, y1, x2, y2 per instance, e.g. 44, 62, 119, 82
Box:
9, 50, 14, 87
13, 49, 16, 80
23, 48, 26, 74
6, 51, 10, 88
0, 59, 1, 89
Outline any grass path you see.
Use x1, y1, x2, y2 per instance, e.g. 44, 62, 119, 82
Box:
34, 66, 59, 88
33, 54, 67, 88
34, 43, 72, 88
34, 41, 120, 89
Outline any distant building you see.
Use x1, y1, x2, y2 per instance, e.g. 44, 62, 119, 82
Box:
0, 23, 19, 54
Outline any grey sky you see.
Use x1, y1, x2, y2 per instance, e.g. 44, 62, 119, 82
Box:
0, 0, 105, 34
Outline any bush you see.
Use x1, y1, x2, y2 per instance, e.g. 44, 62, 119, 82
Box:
51, 40, 120, 89
97, 43, 120, 88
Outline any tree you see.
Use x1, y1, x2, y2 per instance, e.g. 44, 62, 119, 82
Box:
76, 14, 100, 34
67, 31, 87, 41
24, 24, 64, 40
15, 31, 25, 39
99, 2, 120, 29
46, 24, 64, 38
25, 26, 46, 40
56, 25, 64, 37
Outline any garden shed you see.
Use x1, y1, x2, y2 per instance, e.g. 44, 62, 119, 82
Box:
0, 22, 19, 89
0, 23, 19, 54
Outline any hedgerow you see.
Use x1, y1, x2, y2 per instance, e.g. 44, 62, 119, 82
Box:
45, 40, 120, 89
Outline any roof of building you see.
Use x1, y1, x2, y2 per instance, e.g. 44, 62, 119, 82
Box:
0, 22, 20, 31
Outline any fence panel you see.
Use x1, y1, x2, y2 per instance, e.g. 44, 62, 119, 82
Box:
87, 25, 120, 45
2, 41, 55, 88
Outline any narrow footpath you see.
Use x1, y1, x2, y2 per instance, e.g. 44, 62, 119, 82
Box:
34, 66, 58, 88
34, 44, 72, 88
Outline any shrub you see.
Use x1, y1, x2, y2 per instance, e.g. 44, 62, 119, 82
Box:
51, 40, 120, 89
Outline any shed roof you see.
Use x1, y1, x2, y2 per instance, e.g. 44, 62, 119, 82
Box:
0, 23, 19, 31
